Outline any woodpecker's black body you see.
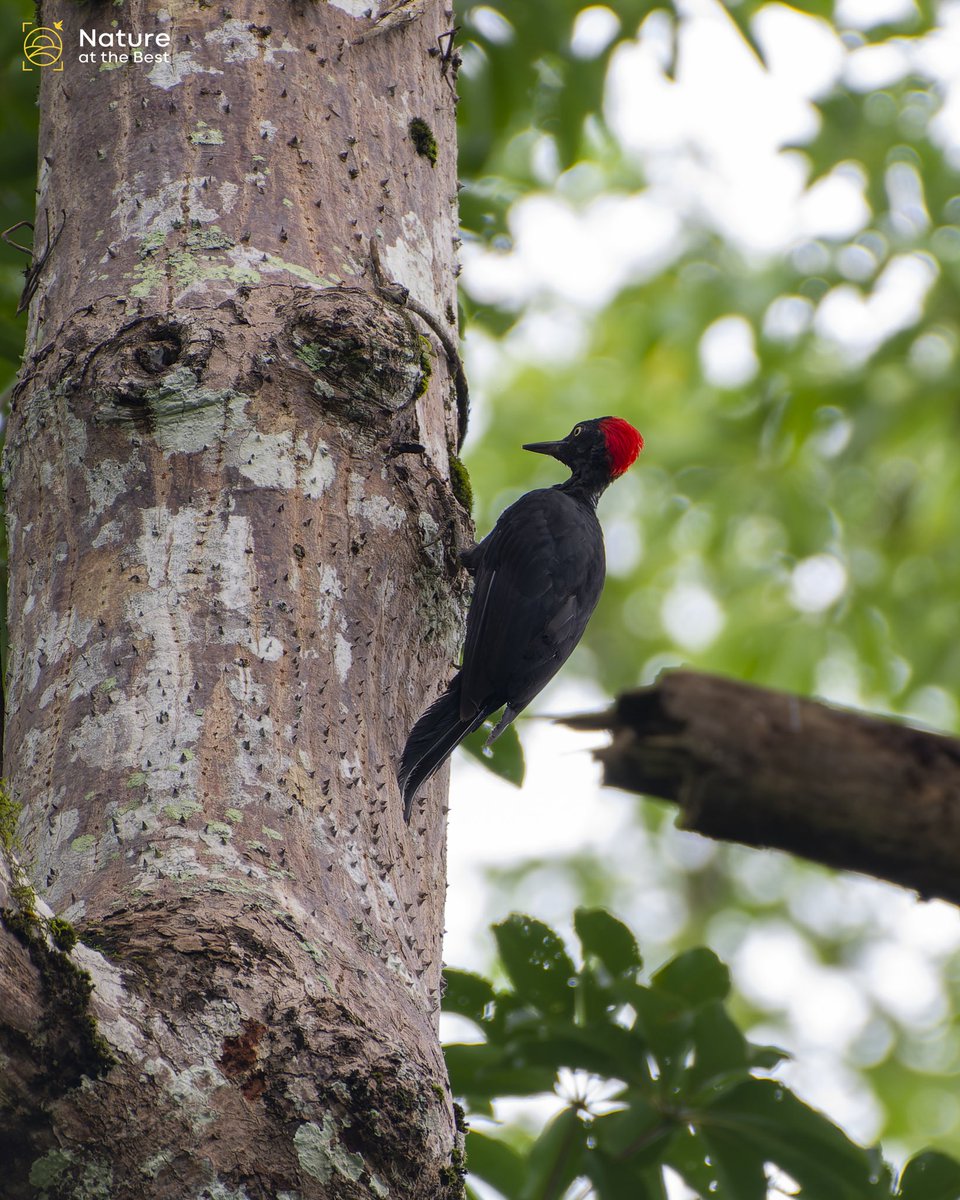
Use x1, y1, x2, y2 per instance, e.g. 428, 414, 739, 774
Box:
399, 417, 643, 821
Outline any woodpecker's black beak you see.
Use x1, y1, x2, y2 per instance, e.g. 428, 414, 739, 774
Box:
522, 439, 566, 461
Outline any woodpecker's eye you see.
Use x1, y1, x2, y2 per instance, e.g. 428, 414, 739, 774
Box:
572, 425, 583, 437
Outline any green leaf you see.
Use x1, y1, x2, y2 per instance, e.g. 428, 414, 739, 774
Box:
574, 907, 643, 977
578, 960, 619, 1027
442, 969, 496, 1024
897, 1150, 960, 1200
621, 981, 693, 1071
747, 1042, 790, 1071
505, 1027, 632, 1080
700, 1078, 892, 1199
461, 720, 525, 787
540, 1021, 651, 1087
445, 1042, 556, 1103
652, 948, 730, 1005
583, 1150, 652, 1200
519, 1107, 585, 1200
639, 1163, 670, 1200
591, 1095, 673, 1166
668, 1125, 767, 1200
685, 1001, 750, 1098
494, 914, 576, 1017
465, 1130, 526, 1200
722, 4, 767, 66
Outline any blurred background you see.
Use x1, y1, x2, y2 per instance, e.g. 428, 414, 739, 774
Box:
444, 0, 960, 1172
2, 0, 960, 1177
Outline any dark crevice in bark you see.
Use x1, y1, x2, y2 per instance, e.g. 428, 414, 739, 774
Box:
0, 893, 116, 1198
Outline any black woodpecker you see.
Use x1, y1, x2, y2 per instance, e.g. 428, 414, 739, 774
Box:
398, 416, 644, 822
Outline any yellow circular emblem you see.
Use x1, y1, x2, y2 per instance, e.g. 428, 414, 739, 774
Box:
23, 26, 63, 67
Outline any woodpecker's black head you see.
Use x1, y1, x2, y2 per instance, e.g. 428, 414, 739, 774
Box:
523, 417, 643, 499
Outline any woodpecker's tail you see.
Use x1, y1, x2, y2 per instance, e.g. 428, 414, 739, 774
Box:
399, 676, 487, 822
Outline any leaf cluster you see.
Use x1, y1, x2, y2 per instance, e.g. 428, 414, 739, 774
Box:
444, 910, 960, 1199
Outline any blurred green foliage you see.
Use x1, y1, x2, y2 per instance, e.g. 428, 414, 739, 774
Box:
458, 0, 960, 720
444, 910, 959, 1199
451, 0, 960, 1188
0, 0, 38, 382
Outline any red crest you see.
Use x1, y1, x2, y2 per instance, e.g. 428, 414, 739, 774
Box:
600, 417, 644, 477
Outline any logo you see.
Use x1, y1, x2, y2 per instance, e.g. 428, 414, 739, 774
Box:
22, 20, 64, 71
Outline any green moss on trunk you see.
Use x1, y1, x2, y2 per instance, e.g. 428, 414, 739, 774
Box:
409, 118, 438, 166
449, 454, 473, 513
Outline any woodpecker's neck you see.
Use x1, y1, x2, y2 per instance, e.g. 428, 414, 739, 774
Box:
556, 472, 610, 509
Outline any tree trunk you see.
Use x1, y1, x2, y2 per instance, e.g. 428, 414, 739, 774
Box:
563, 670, 960, 905
1, 1, 468, 1195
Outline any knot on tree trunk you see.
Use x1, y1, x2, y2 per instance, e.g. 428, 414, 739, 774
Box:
81, 314, 216, 418
284, 289, 431, 433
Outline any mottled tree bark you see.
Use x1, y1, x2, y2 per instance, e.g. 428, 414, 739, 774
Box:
1, 0, 468, 1195
564, 670, 960, 905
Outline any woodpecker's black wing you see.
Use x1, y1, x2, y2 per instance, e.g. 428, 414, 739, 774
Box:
459, 487, 605, 724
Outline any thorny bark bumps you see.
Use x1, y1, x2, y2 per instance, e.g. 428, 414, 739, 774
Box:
2, 285, 471, 1197
3, 0, 468, 1191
